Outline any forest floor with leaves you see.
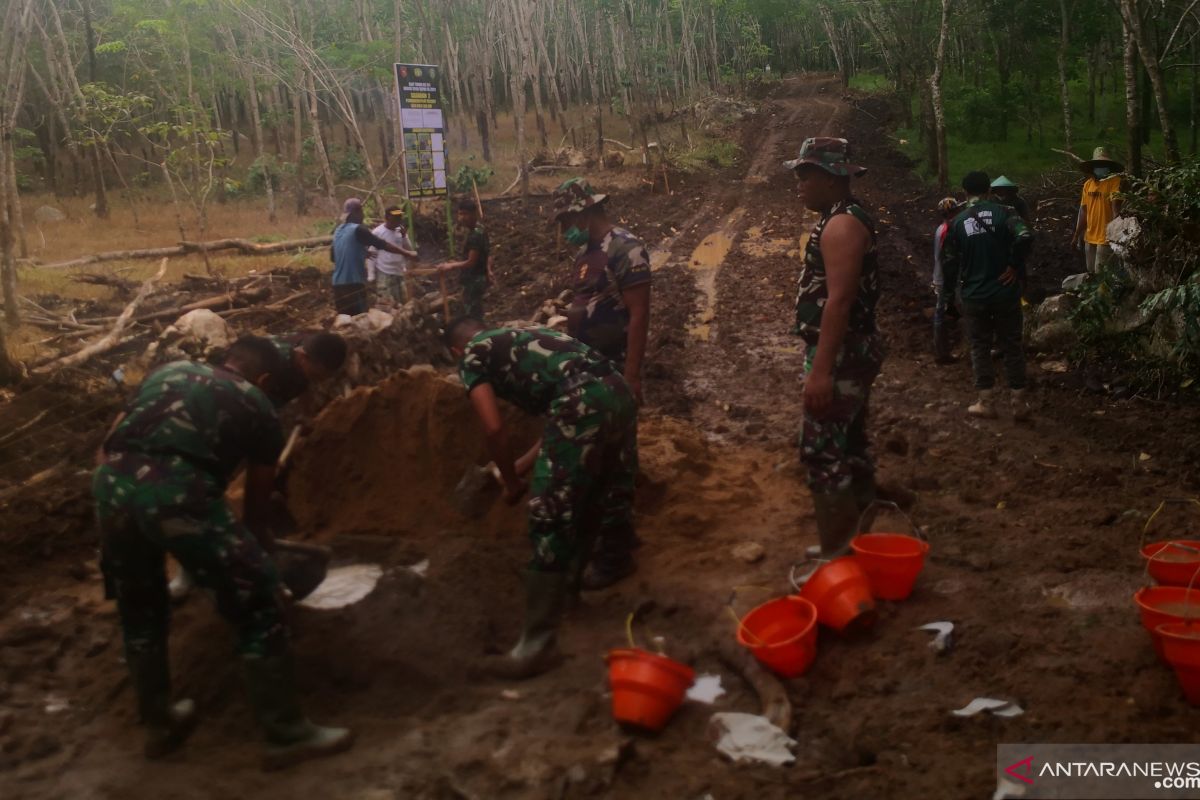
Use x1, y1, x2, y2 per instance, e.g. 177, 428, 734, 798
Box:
3, 75, 1200, 799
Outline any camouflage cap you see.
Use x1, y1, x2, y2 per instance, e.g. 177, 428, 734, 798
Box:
783, 137, 867, 177
551, 177, 608, 220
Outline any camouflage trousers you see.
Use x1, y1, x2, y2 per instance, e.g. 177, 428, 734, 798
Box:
461, 274, 486, 319
94, 453, 287, 660
800, 336, 885, 494
528, 373, 638, 573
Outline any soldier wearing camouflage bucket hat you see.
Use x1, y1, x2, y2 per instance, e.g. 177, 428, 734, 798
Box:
786, 137, 885, 560
550, 176, 651, 591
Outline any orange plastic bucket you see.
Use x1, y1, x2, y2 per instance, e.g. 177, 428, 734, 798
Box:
1133, 586, 1200, 660
736, 596, 819, 678
797, 557, 876, 632
851, 533, 930, 600
1157, 622, 1200, 704
1141, 540, 1200, 587
605, 648, 695, 732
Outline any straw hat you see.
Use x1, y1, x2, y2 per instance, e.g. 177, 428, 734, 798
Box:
1079, 146, 1124, 175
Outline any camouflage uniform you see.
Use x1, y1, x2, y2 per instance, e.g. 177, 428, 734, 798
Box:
457, 327, 637, 573
460, 224, 490, 319
787, 138, 884, 496
94, 361, 287, 660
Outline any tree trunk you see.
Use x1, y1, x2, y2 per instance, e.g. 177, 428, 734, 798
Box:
1121, 0, 1181, 162
0, 315, 15, 384
1057, 0, 1073, 151
930, 0, 953, 189
1192, 38, 1198, 155
1123, 21, 1143, 176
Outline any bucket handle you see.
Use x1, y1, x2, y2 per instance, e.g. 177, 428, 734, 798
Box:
789, 560, 828, 594
726, 585, 777, 647
1139, 497, 1200, 549
858, 499, 927, 541
624, 611, 667, 654
1139, 498, 1200, 586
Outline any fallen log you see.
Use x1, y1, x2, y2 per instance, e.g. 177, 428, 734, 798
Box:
0, 460, 69, 506
34, 258, 170, 374
79, 285, 272, 326
37, 236, 333, 270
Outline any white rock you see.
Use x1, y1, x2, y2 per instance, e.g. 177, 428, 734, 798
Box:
33, 205, 66, 224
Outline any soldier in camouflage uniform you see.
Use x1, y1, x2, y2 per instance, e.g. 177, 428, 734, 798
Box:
438, 198, 491, 318
446, 318, 637, 679
93, 336, 353, 768
786, 137, 885, 558
550, 177, 651, 590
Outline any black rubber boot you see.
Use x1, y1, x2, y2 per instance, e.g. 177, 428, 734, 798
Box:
128, 646, 197, 759
933, 322, 954, 364
478, 569, 568, 680
811, 489, 862, 558
581, 525, 637, 591
242, 653, 355, 771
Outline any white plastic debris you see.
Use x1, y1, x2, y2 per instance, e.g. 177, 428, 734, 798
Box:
334, 307, 394, 333
299, 564, 383, 610
406, 559, 429, 578
917, 621, 954, 653
686, 674, 726, 705
708, 712, 796, 766
951, 698, 1024, 718
44, 695, 70, 714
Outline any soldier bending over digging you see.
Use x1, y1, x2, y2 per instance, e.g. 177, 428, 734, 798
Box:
93, 335, 353, 768
445, 319, 638, 679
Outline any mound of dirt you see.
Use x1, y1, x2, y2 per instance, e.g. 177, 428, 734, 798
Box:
287, 367, 538, 541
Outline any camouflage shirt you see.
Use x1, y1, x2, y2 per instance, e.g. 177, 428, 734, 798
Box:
457, 327, 613, 416
793, 198, 880, 345
103, 361, 285, 487
569, 227, 651, 360
267, 333, 309, 401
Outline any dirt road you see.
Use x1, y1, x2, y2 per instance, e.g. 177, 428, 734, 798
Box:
4, 76, 1200, 799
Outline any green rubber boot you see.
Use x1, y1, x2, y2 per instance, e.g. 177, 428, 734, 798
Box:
811, 488, 862, 559
242, 653, 355, 771
851, 477, 878, 533
128, 646, 197, 759
478, 569, 567, 680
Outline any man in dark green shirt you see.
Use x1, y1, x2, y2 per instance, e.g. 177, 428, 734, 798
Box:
943, 171, 1034, 420
438, 198, 491, 318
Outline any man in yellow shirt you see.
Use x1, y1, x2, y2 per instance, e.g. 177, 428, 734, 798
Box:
1070, 147, 1124, 273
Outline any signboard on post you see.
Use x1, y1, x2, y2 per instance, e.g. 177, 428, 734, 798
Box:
394, 63, 448, 199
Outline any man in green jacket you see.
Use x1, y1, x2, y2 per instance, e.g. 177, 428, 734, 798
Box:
943, 171, 1034, 420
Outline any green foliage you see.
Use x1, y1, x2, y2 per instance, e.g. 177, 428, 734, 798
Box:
1069, 265, 1132, 346
244, 156, 282, 194
334, 149, 367, 181
677, 138, 740, 171
450, 163, 494, 194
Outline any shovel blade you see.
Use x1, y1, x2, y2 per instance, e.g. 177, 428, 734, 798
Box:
452, 465, 500, 519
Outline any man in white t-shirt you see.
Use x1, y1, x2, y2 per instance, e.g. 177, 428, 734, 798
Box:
368, 206, 419, 304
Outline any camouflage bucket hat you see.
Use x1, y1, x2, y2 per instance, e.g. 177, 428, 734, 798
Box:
551, 177, 608, 220
784, 137, 867, 177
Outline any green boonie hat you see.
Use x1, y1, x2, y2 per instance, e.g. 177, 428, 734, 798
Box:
551, 177, 608, 220
1080, 146, 1124, 176
783, 137, 867, 177
990, 175, 1018, 189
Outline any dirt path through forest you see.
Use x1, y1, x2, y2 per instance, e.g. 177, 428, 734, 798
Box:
4, 76, 1200, 800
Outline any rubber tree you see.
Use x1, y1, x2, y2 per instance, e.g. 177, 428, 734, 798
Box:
930, 0, 954, 189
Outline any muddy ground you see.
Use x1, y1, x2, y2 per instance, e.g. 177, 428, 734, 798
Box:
3, 76, 1200, 799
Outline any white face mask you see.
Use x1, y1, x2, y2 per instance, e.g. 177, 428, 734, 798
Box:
1094, 167, 1111, 179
